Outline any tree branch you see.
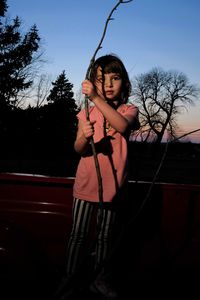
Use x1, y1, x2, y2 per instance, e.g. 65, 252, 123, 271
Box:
84, 0, 133, 203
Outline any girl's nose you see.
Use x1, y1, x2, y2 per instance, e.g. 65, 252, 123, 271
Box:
105, 78, 113, 87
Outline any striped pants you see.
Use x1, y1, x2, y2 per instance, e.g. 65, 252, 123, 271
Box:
65, 198, 117, 276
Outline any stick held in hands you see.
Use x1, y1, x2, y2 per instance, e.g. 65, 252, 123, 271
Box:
84, 0, 133, 204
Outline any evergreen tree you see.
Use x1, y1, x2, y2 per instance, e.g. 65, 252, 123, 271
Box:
0, 0, 7, 17
47, 70, 74, 107
40, 71, 78, 162
0, 0, 41, 108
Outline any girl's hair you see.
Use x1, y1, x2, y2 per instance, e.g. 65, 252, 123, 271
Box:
89, 54, 132, 104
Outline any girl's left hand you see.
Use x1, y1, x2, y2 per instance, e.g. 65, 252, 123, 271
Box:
82, 80, 98, 101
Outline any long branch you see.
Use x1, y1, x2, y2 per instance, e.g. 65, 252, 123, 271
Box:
84, 0, 133, 203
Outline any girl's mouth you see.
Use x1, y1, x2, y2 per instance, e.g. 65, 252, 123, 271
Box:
106, 91, 113, 96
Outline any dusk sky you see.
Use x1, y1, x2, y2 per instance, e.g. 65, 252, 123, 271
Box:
7, 0, 200, 143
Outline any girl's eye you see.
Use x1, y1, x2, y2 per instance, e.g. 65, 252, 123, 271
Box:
96, 75, 121, 84
113, 76, 121, 81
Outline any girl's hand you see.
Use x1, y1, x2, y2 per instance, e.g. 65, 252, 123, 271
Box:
82, 120, 96, 140
82, 80, 98, 101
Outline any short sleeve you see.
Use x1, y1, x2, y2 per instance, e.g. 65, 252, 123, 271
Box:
119, 104, 138, 119
119, 104, 140, 130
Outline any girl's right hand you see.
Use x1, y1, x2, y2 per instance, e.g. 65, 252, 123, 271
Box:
82, 80, 98, 101
82, 120, 96, 140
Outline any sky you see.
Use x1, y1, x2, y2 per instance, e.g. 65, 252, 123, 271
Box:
6, 0, 200, 143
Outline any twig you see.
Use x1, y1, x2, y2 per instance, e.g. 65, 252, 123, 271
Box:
171, 128, 200, 143
84, 0, 133, 203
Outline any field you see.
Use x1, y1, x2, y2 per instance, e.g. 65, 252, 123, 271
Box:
128, 142, 200, 185
0, 142, 199, 185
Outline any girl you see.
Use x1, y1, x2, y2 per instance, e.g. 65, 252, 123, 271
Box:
66, 54, 139, 283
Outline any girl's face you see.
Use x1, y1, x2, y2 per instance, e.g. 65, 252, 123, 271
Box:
95, 66, 122, 103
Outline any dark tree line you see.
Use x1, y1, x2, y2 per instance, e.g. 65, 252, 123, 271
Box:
0, 1, 79, 175
0, 69, 79, 175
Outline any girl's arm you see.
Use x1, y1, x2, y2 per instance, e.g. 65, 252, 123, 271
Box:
82, 79, 138, 134
92, 96, 138, 134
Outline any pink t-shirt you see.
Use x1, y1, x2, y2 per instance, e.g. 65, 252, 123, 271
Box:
73, 104, 138, 202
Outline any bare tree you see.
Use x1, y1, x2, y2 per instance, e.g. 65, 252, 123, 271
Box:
34, 74, 52, 107
131, 67, 199, 144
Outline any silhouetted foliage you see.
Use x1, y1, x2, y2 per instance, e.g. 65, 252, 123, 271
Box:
132, 67, 199, 144
0, 0, 41, 109
47, 71, 74, 105
0, 0, 7, 17
0, 0, 79, 175
0, 69, 79, 176
43, 71, 79, 156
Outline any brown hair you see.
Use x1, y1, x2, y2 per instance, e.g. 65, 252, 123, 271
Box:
89, 54, 131, 104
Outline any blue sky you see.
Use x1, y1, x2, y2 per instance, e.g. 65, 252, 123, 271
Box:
6, 0, 200, 142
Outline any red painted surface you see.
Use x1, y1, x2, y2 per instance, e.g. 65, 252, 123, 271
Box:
0, 173, 74, 273
0, 172, 200, 296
